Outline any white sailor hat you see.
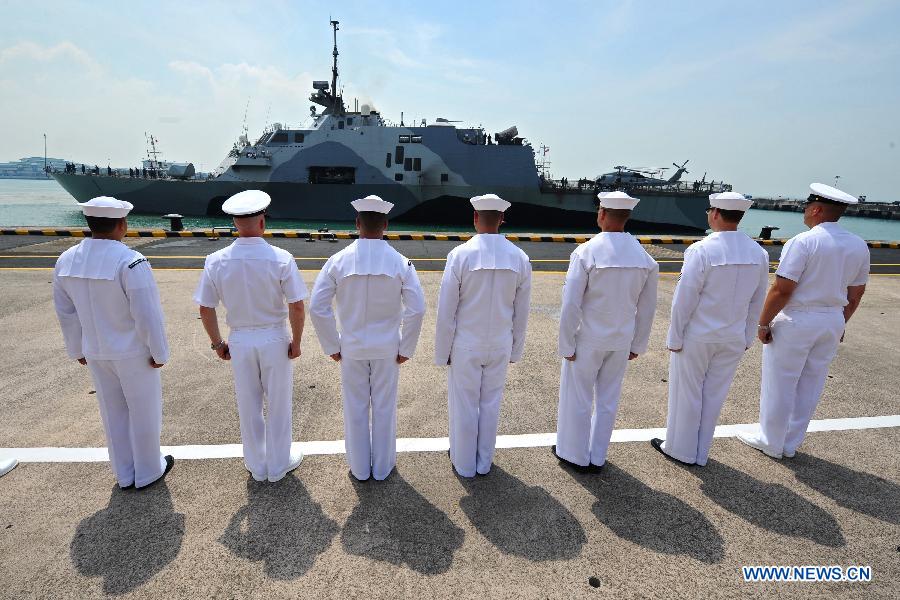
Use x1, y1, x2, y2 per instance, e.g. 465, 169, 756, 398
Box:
351, 195, 394, 214
597, 191, 640, 210
222, 189, 271, 216
808, 182, 858, 205
78, 196, 133, 218
709, 191, 753, 211
470, 193, 511, 212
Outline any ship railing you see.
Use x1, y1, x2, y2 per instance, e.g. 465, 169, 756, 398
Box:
539, 178, 732, 196
61, 170, 215, 182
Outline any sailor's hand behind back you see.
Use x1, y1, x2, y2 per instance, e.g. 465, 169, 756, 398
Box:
149, 359, 165, 368
330, 352, 342, 362
288, 341, 301, 360
215, 343, 231, 361
77, 357, 87, 365
628, 352, 638, 360
396, 354, 409, 364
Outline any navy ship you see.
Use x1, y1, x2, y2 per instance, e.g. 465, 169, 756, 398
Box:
52, 21, 730, 233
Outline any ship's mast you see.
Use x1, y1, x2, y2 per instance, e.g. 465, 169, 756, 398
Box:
330, 20, 340, 112
145, 132, 162, 170
537, 144, 551, 177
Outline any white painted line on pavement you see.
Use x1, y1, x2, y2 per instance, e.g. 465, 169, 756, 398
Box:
2, 415, 899, 463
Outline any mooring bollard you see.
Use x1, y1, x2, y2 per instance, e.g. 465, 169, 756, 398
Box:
162, 213, 184, 232
759, 225, 780, 240
315, 226, 337, 243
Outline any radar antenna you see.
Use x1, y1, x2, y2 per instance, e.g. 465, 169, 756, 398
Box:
309, 21, 347, 114
331, 19, 340, 111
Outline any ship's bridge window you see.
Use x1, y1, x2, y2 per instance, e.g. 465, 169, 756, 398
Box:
338, 121, 345, 130
395, 145, 405, 165
385, 152, 391, 168
294, 132, 304, 143
441, 173, 449, 183
404, 158, 412, 172
269, 131, 289, 144
413, 158, 421, 171
346, 117, 353, 126
398, 135, 411, 143
411, 135, 423, 143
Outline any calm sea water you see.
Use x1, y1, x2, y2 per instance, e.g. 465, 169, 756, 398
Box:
2, 178, 900, 240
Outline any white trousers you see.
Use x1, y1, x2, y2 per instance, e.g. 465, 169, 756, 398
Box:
87, 356, 165, 488
662, 339, 745, 466
556, 347, 629, 467
759, 310, 844, 456
340, 357, 400, 481
228, 327, 294, 481
448, 346, 511, 478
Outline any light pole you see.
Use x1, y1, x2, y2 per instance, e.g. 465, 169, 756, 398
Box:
834, 175, 841, 188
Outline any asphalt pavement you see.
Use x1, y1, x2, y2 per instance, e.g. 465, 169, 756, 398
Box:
0, 247, 898, 599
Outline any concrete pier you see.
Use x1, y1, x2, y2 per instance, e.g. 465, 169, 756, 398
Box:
0, 235, 898, 598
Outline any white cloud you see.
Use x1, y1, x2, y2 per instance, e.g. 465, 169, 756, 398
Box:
168, 60, 214, 83
0, 40, 314, 170
0, 40, 102, 77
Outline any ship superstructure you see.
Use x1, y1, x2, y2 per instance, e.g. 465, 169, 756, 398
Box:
52, 21, 727, 232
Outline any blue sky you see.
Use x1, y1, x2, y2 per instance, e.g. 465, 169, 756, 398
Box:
1, 0, 898, 200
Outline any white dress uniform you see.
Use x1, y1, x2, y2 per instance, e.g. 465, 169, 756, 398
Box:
741, 184, 869, 458
660, 193, 769, 466
53, 198, 169, 489
194, 191, 308, 482
435, 194, 532, 478
309, 196, 426, 481
556, 193, 658, 468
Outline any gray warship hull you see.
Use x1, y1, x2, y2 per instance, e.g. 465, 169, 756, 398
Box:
51, 172, 710, 232
50, 21, 720, 234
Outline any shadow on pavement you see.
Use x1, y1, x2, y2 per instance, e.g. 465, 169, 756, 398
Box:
570, 463, 725, 564
220, 475, 339, 579
695, 460, 845, 547
70, 483, 185, 596
458, 465, 586, 561
784, 453, 900, 525
341, 471, 464, 574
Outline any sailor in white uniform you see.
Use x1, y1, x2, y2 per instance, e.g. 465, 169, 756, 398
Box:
435, 194, 532, 478
738, 183, 869, 458
53, 197, 173, 489
555, 191, 658, 471
309, 195, 426, 481
194, 190, 307, 482
650, 192, 769, 466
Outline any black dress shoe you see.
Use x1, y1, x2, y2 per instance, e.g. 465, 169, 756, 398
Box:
551, 445, 602, 473
348, 469, 369, 483
650, 438, 694, 467
447, 450, 467, 478
136, 455, 175, 490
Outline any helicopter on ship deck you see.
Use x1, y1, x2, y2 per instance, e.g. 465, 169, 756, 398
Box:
595, 160, 691, 188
